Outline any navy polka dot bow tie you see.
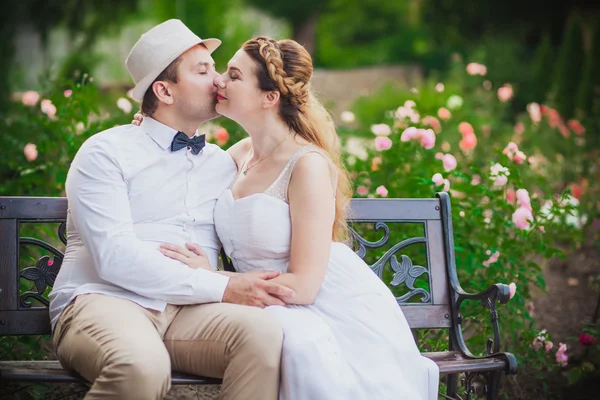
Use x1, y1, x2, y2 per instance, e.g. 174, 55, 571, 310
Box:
170, 131, 206, 155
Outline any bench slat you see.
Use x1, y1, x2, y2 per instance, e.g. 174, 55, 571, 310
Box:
401, 305, 451, 328
0, 352, 506, 384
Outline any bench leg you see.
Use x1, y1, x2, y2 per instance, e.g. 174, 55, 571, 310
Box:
445, 373, 458, 399
485, 371, 501, 400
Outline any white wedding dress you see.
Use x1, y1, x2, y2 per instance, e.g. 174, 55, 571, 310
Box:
214, 146, 439, 400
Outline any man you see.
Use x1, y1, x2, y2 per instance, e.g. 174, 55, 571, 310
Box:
49, 19, 293, 400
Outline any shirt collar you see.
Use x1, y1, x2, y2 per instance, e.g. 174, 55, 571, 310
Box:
140, 117, 178, 150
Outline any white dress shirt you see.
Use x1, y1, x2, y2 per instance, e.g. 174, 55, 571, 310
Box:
49, 117, 237, 330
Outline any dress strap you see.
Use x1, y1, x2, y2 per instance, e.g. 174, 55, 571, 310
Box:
264, 145, 337, 204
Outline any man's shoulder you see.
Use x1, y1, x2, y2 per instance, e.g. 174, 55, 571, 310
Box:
77, 124, 145, 154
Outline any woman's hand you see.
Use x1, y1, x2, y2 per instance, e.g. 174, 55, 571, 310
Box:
131, 112, 143, 126
159, 242, 213, 271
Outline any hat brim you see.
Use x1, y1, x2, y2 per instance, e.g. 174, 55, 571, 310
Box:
131, 38, 222, 102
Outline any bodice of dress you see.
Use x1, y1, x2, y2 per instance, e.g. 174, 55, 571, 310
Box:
214, 146, 334, 273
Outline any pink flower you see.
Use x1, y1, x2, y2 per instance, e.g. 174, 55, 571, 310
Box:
435, 82, 445, 92
371, 123, 392, 136
527, 103, 542, 123
503, 142, 519, 157
442, 154, 457, 172
374, 136, 393, 151
512, 207, 534, 229
545, 341, 554, 352
340, 111, 355, 124
516, 189, 531, 210
24, 143, 38, 162
466, 62, 487, 76
514, 122, 525, 134
63, 89, 73, 98
506, 188, 516, 203
371, 156, 382, 171
527, 301, 535, 315
437, 107, 451, 121
22, 91, 40, 106
471, 174, 481, 185
508, 282, 517, 299
442, 179, 451, 192
459, 133, 477, 152
571, 183, 583, 200
215, 128, 229, 145
420, 129, 436, 149
458, 122, 474, 137
555, 343, 568, 367
497, 84, 514, 102
40, 99, 57, 118
567, 119, 585, 136
435, 152, 444, 160
559, 123, 570, 138
513, 151, 526, 164
376, 185, 388, 197
356, 186, 368, 196
539, 226, 545, 233
548, 108, 561, 128
422, 116, 442, 133
400, 127, 418, 142
532, 337, 543, 351
579, 333, 597, 346
48, 260, 54, 266
493, 175, 508, 187
432, 173, 444, 186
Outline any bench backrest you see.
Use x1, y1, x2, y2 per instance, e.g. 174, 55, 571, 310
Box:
0, 194, 455, 335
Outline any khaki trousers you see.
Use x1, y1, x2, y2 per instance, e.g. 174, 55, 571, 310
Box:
52, 294, 282, 400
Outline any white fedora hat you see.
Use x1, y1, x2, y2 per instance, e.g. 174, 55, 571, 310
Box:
125, 19, 221, 102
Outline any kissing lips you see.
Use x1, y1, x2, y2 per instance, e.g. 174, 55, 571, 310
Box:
217, 93, 228, 101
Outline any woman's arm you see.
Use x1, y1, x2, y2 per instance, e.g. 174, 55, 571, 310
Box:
269, 152, 335, 305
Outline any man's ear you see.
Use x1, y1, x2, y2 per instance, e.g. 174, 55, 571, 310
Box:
152, 81, 174, 105
263, 90, 280, 109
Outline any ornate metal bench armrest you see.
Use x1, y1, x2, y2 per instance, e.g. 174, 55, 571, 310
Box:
451, 283, 518, 375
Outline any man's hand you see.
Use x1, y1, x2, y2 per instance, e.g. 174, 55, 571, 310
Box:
223, 270, 295, 308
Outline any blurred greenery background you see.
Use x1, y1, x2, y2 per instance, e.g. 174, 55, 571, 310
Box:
2, 0, 600, 399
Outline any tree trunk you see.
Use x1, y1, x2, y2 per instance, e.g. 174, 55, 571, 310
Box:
292, 12, 318, 56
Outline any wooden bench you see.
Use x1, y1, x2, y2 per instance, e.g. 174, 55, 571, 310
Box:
0, 193, 517, 399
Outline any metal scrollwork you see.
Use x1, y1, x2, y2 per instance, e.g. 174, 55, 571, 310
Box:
349, 222, 431, 305
19, 230, 65, 309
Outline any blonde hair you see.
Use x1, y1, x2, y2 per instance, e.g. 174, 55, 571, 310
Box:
242, 36, 351, 241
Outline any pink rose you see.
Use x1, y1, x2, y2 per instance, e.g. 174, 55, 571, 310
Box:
459, 133, 477, 152
376, 185, 388, 197
374, 136, 393, 151
493, 175, 508, 187
215, 128, 229, 145
458, 122, 474, 136
422, 116, 442, 133
527, 103, 542, 123
40, 99, 57, 118
442, 154, 457, 172
512, 207, 533, 229
506, 188, 516, 203
431, 173, 444, 186
555, 343, 568, 367
420, 129, 436, 149
516, 189, 531, 210
63, 89, 73, 98
22, 91, 40, 106
466, 62, 487, 76
513, 151, 526, 164
514, 122, 525, 134
471, 174, 481, 185
371, 123, 392, 136
442, 179, 450, 192
437, 107, 451, 121
400, 127, 418, 142
567, 119, 585, 136
24, 143, 38, 162
545, 341, 554, 352
497, 84, 514, 102
532, 337, 543, 351
508, 282, 517, 299
371, 156, 382, 171
356, 186, 368, 196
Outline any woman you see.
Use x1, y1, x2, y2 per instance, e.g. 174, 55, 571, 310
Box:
145, 36, 439, 399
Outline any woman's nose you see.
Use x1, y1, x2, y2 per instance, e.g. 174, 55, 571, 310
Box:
213, 74, 226, 89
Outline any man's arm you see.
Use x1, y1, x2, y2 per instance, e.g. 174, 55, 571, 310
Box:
66, 139, 229, 304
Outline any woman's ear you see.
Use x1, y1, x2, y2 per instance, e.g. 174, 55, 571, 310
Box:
152, 81, 174, 105
263, 90, 280, 109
